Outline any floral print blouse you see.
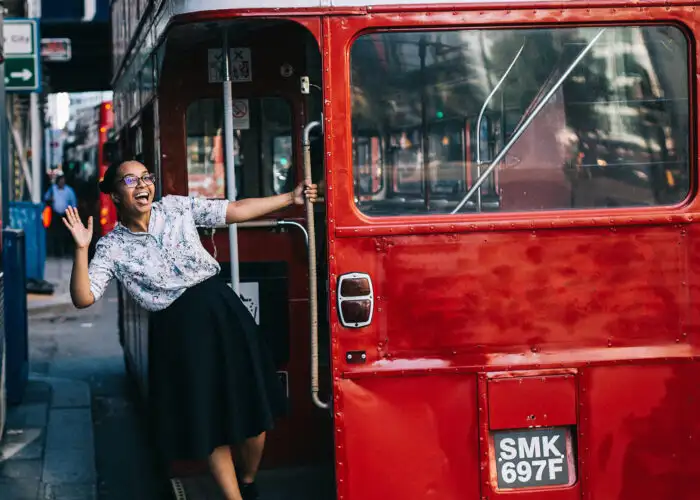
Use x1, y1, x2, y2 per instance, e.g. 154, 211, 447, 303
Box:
88, 195, 229, 312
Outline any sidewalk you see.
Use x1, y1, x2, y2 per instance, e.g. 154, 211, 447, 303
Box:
0, 376, 96, 500
26, 258, 75, 317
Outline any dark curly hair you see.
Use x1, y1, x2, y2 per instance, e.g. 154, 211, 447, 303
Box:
98, 161, 123, 194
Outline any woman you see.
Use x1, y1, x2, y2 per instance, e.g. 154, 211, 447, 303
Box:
64, 160, 317, 500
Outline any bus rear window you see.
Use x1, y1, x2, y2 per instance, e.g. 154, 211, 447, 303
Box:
350, 26, 690, 216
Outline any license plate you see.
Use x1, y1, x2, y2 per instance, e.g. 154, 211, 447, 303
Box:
492, 427, 574, 489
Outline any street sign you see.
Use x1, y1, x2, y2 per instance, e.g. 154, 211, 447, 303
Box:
2, 19, 41, 92
41, 38, 72, 62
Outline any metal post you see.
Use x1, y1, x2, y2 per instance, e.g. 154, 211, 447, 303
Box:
27, 0, 41, 203
303, 121, 328, 411
475, 43, 525, 212
222, 30, 240, 294
0, 2, 10, 227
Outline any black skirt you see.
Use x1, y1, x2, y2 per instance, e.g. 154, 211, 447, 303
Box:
149, 274, 287, 462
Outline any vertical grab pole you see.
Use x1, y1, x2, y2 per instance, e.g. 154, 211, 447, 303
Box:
303, 121, 329, 410
222, 30, 240, 294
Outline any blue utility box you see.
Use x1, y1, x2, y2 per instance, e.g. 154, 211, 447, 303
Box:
3, 229, 28, 405
9, 202, 46, 282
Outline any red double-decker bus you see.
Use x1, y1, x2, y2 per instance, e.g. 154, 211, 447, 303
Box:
95, 102, 116, 235
63, 101, 116, 254
109, 1, 699, 498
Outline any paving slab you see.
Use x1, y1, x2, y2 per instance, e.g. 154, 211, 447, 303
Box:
0, 458, 43, 481
42, 408, 95, 485
0, 477, 40, 500
18, 382, 52, 405
47, 379, 90, 409
39, 482, 97, 500
6, 403, 49, 430
0, 428, 45, 461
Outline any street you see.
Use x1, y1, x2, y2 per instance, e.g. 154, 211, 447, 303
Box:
26, 284, 169, 500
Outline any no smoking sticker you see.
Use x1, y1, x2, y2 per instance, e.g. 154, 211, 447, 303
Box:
231, 99, 250, 130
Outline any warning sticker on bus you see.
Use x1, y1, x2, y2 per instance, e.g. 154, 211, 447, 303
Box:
493, 427, 573, 489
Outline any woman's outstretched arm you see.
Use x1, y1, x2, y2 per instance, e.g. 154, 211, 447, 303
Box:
63, 207, 95, 308
225, 182, 317, 224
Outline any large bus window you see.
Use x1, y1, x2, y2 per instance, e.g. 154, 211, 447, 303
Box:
186, 97, 294, 200
350, 26, 690, 216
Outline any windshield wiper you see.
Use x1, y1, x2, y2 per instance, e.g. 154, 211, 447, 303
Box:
452, 27, 607, 214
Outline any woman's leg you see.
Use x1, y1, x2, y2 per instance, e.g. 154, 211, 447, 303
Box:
238, 432, 266, 483
209, 445, 243, 500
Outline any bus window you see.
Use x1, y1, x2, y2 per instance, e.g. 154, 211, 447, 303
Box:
185, 97, 294, 200
353, 135, 384, 200
350, 25, 690, 216
272, 135, 294, 195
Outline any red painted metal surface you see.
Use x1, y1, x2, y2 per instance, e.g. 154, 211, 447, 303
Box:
324, 4, 700, 500
580, 364, 700, 500
339, 375, 481, 499
488, 374, 577, 430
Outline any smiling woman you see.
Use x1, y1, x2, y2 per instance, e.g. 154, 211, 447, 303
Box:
60, 159, 316, 500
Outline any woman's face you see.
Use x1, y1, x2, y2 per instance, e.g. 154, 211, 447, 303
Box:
112, 161, 155, 216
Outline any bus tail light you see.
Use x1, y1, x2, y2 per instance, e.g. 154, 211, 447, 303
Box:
337, 273, 373, 328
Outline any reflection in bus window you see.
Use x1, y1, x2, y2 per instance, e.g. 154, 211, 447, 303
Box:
273, 135, 293, 195
186, 97, 294, 199
350, 26, 690, 216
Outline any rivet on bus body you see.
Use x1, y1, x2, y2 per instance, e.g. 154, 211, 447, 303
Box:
607, 340, 612, 347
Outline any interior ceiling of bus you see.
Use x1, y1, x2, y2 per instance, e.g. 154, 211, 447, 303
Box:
168, 19, 296, 46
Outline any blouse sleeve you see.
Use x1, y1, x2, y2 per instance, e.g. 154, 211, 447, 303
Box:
88, 240, 115, 302
189, 197, 229, 227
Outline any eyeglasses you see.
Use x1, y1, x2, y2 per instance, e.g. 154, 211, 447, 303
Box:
118, 173, 156, 188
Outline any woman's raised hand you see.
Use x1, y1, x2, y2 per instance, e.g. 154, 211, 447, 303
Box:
62, 206, 93, 249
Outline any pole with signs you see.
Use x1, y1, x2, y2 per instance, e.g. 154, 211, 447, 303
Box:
27, 0, 42, 205
3, 19, 41, 92
0, 3, 10, 228
3, 16, 41, 204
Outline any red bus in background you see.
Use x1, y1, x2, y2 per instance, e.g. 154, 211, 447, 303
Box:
64, 101, 116, 239
96, 102, 116, 235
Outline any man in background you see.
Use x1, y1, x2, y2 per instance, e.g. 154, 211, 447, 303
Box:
44, 172, 77, 257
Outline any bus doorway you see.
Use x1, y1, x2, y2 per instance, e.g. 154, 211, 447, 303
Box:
121, 17, 336, 498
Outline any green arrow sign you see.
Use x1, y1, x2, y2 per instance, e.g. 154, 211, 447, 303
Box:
3, 19, 41, 92
4, 58, 38, 90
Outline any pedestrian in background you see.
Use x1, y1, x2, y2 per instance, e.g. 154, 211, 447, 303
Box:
44, 172, 77, 257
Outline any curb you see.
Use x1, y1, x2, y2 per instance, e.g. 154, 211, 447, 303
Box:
27, 294, 75, 318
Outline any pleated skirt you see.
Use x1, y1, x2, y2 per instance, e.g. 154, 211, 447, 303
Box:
149, 274, 286, 462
